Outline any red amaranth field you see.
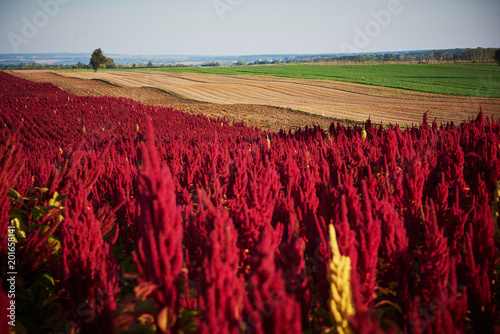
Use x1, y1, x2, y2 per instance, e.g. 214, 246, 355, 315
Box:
0, 72, 499, 333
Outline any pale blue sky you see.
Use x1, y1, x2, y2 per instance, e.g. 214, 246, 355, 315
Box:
1, 0, 499, 54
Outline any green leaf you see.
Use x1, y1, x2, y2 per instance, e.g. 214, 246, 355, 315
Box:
7, 188, 22, 199
11, 198, 27, 206
56, 194, 67, 202
32, 206, 47, 220
180, 309, 198, 323
29, 187, 49, 193
135, 299, 156, 315
25, 195, 42, 202
9, 207, 25, 218
47, 236, 60, 253
43, 273, 55, 287
180, 309, 198, 332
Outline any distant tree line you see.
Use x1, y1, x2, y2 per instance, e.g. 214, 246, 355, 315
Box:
277, 47, 500, 65
201, 62, 222, 67
452, 48, 498, 62
0, 62, 87, 70
0, 60, 117, 71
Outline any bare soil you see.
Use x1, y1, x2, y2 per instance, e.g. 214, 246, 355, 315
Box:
10, 70, 353, 131
10, 70, 500, 130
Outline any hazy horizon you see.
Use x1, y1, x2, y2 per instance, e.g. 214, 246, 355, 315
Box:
1, 0, 499, 55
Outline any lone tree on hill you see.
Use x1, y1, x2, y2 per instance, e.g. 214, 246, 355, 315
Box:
89, 48, 106, 72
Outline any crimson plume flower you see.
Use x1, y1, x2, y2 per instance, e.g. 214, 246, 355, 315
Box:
134, 119, 184, 333
197, 193, 245, 334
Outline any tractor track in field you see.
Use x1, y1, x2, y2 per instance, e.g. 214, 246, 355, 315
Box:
10, 70, 500, 130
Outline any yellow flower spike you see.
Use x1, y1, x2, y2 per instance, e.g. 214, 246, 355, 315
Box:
327, 224, 355, 334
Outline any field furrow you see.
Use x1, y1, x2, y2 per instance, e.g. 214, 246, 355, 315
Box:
44, 70, 500, 125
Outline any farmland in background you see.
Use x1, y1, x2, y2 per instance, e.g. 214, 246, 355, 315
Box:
94, 63, 500, 98
44, 68, 500, 125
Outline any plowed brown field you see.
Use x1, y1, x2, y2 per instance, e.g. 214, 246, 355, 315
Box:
11, 69, 500, 130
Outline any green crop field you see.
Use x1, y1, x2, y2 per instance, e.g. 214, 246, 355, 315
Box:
133, 63, 500, 98
60, 63, 500, 97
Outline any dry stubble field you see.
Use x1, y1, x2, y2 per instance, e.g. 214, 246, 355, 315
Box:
11, 69, 500, 130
